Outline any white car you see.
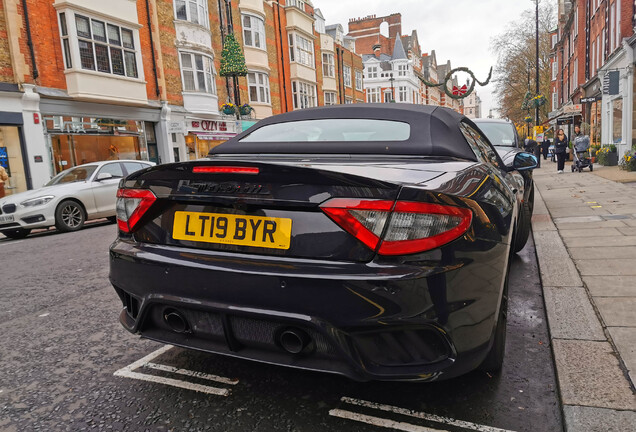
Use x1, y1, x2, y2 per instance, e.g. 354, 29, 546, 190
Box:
0, 160, 154, 239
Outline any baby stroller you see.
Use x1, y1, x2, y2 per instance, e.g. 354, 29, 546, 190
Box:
571, 141, 593, 172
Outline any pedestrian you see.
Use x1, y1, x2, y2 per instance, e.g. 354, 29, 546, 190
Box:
573, 124, 590, 156
0, 165, 8, 198
554, 129, 568, 173
542, 137, 550, 160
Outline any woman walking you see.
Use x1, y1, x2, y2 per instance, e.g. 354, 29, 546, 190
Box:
554, 129, 568, 173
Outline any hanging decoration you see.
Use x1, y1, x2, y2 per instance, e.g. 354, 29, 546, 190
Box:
419, 66, 492, 100
219, 33, 247, 77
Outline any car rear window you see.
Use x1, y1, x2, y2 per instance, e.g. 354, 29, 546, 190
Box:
474, 122, 517, 147
239, 119, 411, 142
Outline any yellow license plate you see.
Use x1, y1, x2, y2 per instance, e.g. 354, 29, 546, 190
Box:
172, 211, 292, 250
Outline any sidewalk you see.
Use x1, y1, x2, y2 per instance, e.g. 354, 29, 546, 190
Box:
531, 159, 636, 431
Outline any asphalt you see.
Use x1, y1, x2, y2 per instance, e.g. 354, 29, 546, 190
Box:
531, 158, 636, 431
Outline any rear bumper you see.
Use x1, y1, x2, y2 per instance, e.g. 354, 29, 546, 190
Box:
109, 239, 507, 381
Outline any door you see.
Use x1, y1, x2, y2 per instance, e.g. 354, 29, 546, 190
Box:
91, 162, 125, 217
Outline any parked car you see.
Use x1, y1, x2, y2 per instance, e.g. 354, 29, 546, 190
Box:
0, 160, 154, 239
473, 118, 536, 252
109, 105, 536, 382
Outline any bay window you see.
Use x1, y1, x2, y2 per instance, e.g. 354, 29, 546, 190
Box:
70, 14, 138, 78
289, 33, 314, 68
248, 71, 271, 104
175, 0, 209, 28
180, 52, 216, 94
292, 81, 317, 109
243, 14, 266, 49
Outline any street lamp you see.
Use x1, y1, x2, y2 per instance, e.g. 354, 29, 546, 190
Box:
534, 0, 540, 127
389, 72, 395, 103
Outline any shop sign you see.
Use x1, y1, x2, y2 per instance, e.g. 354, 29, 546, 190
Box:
33, 155, 43, 163
603, 71, 620, 95
557, 118, 574, 125
167, 121, 185, 134
563, 104, 582, 114
581, 96, 601, 103
188, 120, 238, 140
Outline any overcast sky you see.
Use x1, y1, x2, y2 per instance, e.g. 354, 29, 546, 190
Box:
316, 0, 536, 117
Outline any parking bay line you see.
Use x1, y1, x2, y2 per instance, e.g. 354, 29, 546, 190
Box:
333, 397, 517, 432
113, 344, 236, 396
330, 409, 451, 432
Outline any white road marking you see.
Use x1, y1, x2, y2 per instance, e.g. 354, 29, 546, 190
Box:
38, 313, 49, 317
113, 345, 235, 397
329, 409, 450, 432
144, 362, 239, 385
114, 370, 229, 396
337, 397, 517, 432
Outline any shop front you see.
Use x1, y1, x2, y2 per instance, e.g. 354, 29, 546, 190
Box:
184, 118, 241, 160
0, 85, 31, 196
39, 98, 163, 177
581, 78, 602, 146
44, 116, 151, 174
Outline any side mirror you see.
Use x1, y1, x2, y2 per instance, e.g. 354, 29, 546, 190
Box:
511, 152, 538, 171
96, 172, 114, 181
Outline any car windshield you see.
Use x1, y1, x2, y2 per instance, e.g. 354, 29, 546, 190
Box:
45, 165, 98, 186
475, 122, 518, 148
239, 119, 411, 142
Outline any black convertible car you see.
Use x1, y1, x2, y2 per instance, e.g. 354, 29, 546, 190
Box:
109, 105, 537, 382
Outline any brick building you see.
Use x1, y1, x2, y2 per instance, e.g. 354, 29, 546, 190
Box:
0, 0, 365, 193
347, 13, 463, 113
550, 0, 635, 156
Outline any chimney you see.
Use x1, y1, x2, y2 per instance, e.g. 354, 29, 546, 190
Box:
373, 44, 381, 58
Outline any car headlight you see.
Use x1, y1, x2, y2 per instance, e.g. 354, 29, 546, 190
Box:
20, 195, 55, 207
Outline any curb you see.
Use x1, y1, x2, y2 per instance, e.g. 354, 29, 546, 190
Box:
531, 185, 636, 431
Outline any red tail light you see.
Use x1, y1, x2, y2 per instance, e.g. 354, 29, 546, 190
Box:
320, 198, 473, 255
116, 189, 157, 233
192, 166, 259, 174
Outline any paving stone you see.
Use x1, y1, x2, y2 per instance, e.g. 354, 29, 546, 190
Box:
543, 287, 605, 340
555, 220, 628, 230
563, 405, 636, 432
569, 246, 636, 260
608, 327, 636, 386
533, 230, 582, 287
559, 228, 623, 238
563, 236, 636, 247
584, 275, 636, 297
549, 206, 610, 218
554, 215, 604, 224
575, 259, 636, 276
617, 227, 636, 236
552, 340, 636, 410
595, 298, 636, 327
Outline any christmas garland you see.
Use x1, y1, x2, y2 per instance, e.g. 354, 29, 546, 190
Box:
419, 67, 493, 100
219, 33, 248, 77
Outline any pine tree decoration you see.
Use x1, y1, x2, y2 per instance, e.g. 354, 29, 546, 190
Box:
219, 33, 247, 77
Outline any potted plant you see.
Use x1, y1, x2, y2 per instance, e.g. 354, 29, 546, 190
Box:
239, 103, 252, 116
597, 145, 619, 166
220, 103, 235, 115
619, 150, 636, 171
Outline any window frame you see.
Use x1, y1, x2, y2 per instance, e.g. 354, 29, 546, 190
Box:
366, 87, 380, 103
247, 71, 271, 104
322, 52, 335, 78
242, 13, 266, 50
324, 91, 337, 105
291, 80, 317, 109
355, 70, 363, 90
174, 0, 209, 29
179, 51, 217, 94
66, 13, 139, 79
288, 32, 315, 68
367, 66, 378, 79
343, 65, 352, 88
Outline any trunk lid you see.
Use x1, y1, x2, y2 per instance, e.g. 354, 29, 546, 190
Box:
125, 157, 446, 262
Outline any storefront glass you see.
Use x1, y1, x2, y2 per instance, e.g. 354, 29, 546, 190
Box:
590, 101, 602, 145
0, 126, 28, 195
612, 98, 623, 144
44, 117, 148, 174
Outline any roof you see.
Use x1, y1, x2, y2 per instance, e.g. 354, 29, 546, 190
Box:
211, 104, 478, 160
391, 36, 408, 60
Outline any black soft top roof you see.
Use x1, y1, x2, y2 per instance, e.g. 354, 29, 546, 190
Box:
210, 104, 478, 160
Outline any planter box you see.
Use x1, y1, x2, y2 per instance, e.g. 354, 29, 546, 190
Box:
607, 152, 618, 166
